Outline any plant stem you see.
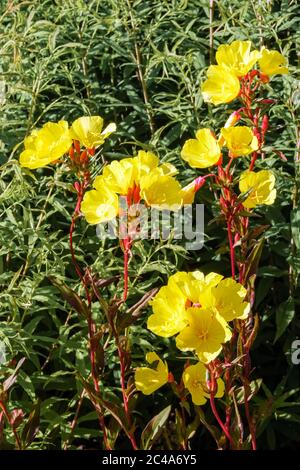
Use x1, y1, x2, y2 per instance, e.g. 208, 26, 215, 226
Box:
209, 0, 214, 65
0, 400, 22, 450
210, 394, 234, 447
123, 243, 129, 302
69, 177, 110, 450
227, 219, 235, 278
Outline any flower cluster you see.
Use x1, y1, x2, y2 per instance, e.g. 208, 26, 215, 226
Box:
135, 271, 249, 403
80, 151, 189, 225
201, 40, 287, 106
19, 116, 116, 170
135, 40, 288, 410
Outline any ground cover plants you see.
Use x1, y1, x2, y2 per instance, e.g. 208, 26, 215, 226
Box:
0, 0, 299, 450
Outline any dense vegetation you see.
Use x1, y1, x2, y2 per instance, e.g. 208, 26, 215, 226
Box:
0, 0, 299, 450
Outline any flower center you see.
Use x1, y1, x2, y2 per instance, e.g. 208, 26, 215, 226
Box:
192, 379, 205, 390
198, 329, 208, 341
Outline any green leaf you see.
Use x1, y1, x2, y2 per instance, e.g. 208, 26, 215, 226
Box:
244, 238, 265, 282
141, 405, 171, 450
49, 276, 89, 318
274, 297, 295, 343
21, 400, 41, 449
291, 208, 300, 250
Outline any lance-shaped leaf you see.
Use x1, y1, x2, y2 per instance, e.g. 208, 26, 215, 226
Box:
21, 400, 41, 448
141, 405, 171, 450
274, 297, 295, 343
244, 238, 265, 282
3, 358, 26, 393
49, 276, 89, 318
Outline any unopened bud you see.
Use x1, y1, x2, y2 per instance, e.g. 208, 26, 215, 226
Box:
260, 99, 275, 105
74, 181, 81, 193
194, 176, 206, 192
168, 372, 175, 383
261, 115, 269, 134
224, 110, 241, 129
74, 140, 81, 154
259, 72, 270, 84
69, 146, 74, 160
87, 147, 95, 156
80, 150, 88, 164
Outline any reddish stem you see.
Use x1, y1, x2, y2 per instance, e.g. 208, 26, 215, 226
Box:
244, 385, 257, 450
123, 243, 129, 302
209, 373, 234, 448
227, 220, 235, 279
69, 178, 110, 450
249, 152, 258, 171
0, 400, 22, 450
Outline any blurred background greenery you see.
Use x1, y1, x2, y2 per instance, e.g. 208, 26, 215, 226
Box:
0, 0, 299, 449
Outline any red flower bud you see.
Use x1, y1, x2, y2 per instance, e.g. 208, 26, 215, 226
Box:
74, 181, 81, 193
261, 115, 269, 134
69, 146, 74, 160
87, 147, 95, 156
74, 139, 81, 154
194, 176, 206, 192
260, 99, 275, 105
259, 72, 270, 84
80, 150, 88, 164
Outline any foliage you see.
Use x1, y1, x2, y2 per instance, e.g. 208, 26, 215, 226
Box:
0, 0, 299, 450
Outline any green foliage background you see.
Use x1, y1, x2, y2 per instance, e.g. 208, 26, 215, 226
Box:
0, 0, 299, 449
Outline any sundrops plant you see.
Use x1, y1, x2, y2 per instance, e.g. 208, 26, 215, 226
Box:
1, 1, 296, 451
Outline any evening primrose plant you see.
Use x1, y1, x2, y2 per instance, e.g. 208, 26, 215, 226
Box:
14, 38, 289, 451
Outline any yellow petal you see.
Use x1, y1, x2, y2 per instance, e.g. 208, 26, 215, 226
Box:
80, 186, 118, 224
19, 121, 72, 169
135, 352, 168, 395
216, 40, 260, 77
201, 65, 240, 106
259, 48, 288, 76
181, 128, 221, 168
148, 283, 188, 337
183, 363, 208, 405
176, 307, 231, 364
221, 126, 258, 157
140, 171, 183, 210
239, 170, 276, 209
212, 278, 250, 322
71, 116, 116, 148
102, 158, 136, 194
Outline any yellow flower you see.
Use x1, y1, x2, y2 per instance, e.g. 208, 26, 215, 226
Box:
181, 182, 197, 205
80, 183, 118, 224
70, 116, 116, 149
81, 151, 184, 226
220, 126, 259, 157
140, 169, 183, 209
176, 307, 232, 363
201, 65, 240, 105
20, 121, 72, 169
135, 352, 168, 395
147, 282, 188, 337
259, 48, 288, 76
211, 278, 250, 321
147, 271, 250, 337
101, 158, 136, 195
169, 271, 223, 305
134, 150, 160, 178
216, 40, 260, 77
183, 362, 225, 405
181, 129, 221, 168
239, 170, 276, 209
